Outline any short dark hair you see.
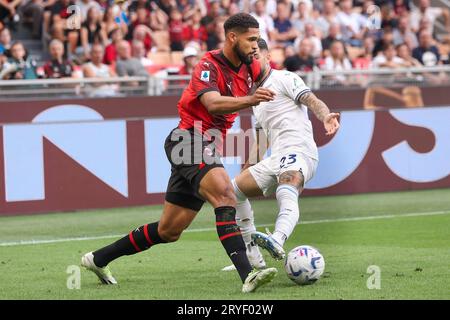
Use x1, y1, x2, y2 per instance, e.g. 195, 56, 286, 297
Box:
224, 13, 259, 34
257, 38, 268, 51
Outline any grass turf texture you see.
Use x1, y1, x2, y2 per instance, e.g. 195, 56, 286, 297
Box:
0, 188, 449, 300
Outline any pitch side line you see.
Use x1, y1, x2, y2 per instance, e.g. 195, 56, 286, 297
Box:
0, 210, 449, 247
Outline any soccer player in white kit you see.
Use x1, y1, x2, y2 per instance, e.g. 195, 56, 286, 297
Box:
225, 39, 340, 269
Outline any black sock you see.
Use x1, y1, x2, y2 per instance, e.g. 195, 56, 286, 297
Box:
215, 206, 252, 283
93, 222, 166, 267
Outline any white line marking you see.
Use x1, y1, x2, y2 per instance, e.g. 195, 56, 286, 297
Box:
0, 210, 449, 247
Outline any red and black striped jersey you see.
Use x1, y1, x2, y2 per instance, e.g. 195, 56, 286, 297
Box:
177, 50, 261, 137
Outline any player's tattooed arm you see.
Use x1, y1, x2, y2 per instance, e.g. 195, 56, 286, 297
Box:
299, 92, 340, 136
298, 92, 330, 122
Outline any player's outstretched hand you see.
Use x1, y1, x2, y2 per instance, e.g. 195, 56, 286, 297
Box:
323, 112, 340, 136
250, 88, 276, 106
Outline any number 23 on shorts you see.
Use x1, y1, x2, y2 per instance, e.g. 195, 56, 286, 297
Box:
280, 154, 297, 169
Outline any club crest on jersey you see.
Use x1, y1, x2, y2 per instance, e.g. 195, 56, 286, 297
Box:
200, 70, 210, 82
247, 75, 252, 88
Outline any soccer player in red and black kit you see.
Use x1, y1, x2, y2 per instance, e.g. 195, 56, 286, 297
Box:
82, 13, 278, 293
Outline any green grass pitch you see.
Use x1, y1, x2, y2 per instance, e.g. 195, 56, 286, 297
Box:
0, 188, 449, 300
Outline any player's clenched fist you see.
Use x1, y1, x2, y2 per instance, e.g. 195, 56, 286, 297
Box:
250, 88, 276, 106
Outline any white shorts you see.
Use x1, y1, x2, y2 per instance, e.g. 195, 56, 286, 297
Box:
248, 148, 318, 197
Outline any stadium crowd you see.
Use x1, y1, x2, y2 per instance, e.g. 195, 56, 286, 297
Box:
0, 0, 449, 83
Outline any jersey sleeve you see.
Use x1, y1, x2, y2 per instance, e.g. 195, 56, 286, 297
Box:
191, 59, 220, 98
281, 71, 311, 103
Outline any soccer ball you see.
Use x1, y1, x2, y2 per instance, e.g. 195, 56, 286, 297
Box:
285, 245, 325, 285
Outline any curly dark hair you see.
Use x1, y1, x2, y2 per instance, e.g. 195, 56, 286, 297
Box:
257, 38, 268, 51
223, 13, 259, 34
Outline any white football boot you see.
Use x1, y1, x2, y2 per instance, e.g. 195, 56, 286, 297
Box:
81, 252, 117, 285
251, 229, 286, 261
242, 267, 278, 293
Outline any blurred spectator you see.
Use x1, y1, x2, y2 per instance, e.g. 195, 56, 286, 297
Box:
78, 6, 108, 60
391, 0, 411, 17
227, 1, 239, 16
177, 0, 197, 20
372, 43, 405, 68
393, 15, 418, 49
283, 37, 316, 72
283, 44, 296, 59
322, 22, 342, 56
272, 1, 297, 47
132, 24, 153, 54
300, 22, 322, 58
103, 4, 128, 36
0, 41, 38, 79
129, 0, 151, 21
396, 43, 422, 67
43, 38, 75, 78
75, 0, 101, 21
379, 2, 398, 31
416, 16, 433, 37
49, 0, 75, 34
321, 40, 352, 84
0, 0, 21, 30
129, 6, 150, 31
103, 27, 123, 65
115, 40, 148, 77
251, 0, 274, 43
155, 0, 173, 17
19, 0, 45, 39
82, 43, 118, 97
373, 29, 394, 57
218, 0, 230, 16
178, 45, 198, 75
292, 0, 313, 35
264, 0, 277, 18
182, 9, 208, 51
412, 30, 440, 66
131, 39, 153, 67
148, 1, 169, 31
205, 17, 225, 50
353, 36, 375, 70
168, 8, 184, 51
314, 0, 338, 38
336, 0, 367, 47
0, 27, 12, 57
200, 0, 220, 27
409, 0, 450, 33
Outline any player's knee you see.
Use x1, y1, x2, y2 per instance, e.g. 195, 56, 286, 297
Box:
279, 171, 304, 189
203, 182, 236, 208
213, 184, 236, 207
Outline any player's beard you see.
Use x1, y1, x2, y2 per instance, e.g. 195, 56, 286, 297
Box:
233, 42, 254, 65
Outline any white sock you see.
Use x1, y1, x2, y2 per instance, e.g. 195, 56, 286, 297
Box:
273, 184, 299, 246
231, 179, 255, 246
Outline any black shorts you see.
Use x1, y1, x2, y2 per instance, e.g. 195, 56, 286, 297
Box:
164, 127, 223, 211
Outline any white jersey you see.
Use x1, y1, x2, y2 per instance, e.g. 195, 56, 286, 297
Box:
252, 69, 318, 160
